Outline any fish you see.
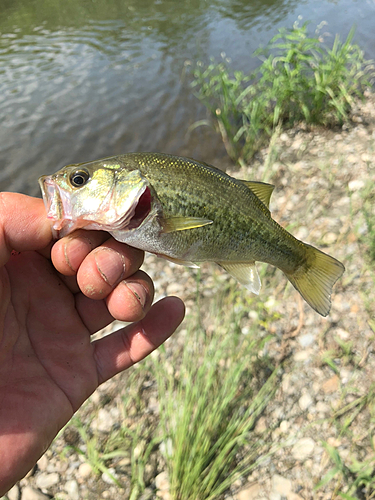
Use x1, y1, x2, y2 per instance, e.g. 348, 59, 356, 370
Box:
39, 152, 345, 316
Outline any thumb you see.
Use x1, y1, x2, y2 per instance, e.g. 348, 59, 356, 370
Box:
0, 193, 52, 267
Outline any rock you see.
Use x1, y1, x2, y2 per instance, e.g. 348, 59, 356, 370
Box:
36, 456, 48, 473
7, 484, 20, 500
271, 474, 292, 495
118, 456, 131, 468
139, 488, 154, 500
35, 472, 59, 490
293, 350, 311, 362
166, 282, 183, 295
155, 471, 170, 498
77, 463, 93, 478
64, 480, 79, 500
322, 375, 340, 394
63, 426, 80, 446
236, 482, 261, 499
348, 179, 365, 191
298, 333, 315, 347
92, 408, 116, 433
20, 486, 50, 500
316, 401, 330, 415
102, 468, 118, 485
298, 393, 313, 411
269, 493, 281, 500
291, 437, 315, 460
279, 420, 289, 433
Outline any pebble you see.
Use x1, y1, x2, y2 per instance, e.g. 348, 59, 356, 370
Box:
36, 456, 48, 472
348, 179, 365, 191
166, 282, 183, 295
64, 480, 79, 500
291, 437, 315, 460
298, 333, 315, 347
269, 493, 281, 500
298, 393, 313, 411
35, 472, 60, 490
77, 462, 93, 478
271, 474, 292, 495
102, 468, 118, 485
316, 401, 330, 415
92, 408, 117, 433
139, 488, 154, 500
322, 375, 340, 394
236, 482, 261, 499
293, 350, 311, 362
7, 484, 20, 500
20, 487, 50, 500
155, 471, 170, 498
279, 420, 289, 433
133, 441, 146, 460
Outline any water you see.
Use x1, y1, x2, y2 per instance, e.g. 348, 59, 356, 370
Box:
0, 0, 374, 195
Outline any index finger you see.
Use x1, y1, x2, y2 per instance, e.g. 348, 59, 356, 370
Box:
0, 193, 52, 267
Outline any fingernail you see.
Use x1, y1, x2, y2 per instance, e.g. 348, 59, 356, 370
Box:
64, 236, 92, 272
124, 281, 147, 309
94, 248, 125, 286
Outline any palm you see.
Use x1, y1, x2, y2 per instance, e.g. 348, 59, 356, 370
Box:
2, 250, 97, 433
0, 193, 184, 494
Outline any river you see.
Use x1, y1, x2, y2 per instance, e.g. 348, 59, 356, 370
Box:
0, 0, 374, 195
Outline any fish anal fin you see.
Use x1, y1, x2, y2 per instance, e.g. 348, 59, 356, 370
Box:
157, 254, 200, 268
217, 261, 261, 295
284, 244, 345, 317
162, 216, 213, 233
241, 180, 275, 209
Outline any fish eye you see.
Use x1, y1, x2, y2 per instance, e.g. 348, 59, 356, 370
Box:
70, 169, 90, 187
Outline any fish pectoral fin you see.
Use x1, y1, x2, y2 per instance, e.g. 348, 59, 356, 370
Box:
157, 254, 200, 268
217, 261, 261, 295
161, 216, 213, 233
241, 180, 275, 209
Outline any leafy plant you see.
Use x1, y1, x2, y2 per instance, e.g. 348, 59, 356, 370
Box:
192, 21, 374, 165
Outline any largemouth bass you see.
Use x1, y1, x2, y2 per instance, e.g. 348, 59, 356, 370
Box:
39, 152, 345, 316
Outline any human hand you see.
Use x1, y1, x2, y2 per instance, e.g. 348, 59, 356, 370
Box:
0, 193, 185, 495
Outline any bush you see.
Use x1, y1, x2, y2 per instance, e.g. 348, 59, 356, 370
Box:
192, 21, 374, 165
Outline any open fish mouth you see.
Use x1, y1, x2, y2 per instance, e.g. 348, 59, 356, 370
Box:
39, 175, 152, 238
126, 187, 152, 230
38, 175, 75, 238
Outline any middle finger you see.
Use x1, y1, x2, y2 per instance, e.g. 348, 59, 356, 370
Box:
77, 239, 144, 300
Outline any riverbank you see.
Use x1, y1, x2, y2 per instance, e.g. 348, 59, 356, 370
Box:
4, 92, 375, 500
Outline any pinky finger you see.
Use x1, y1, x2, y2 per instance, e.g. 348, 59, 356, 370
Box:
93, 296, 185, 384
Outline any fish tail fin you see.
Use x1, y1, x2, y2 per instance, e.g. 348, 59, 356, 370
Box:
285, 244, 345, 317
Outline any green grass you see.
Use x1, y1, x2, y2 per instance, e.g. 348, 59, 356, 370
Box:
315, 386, 375, 499
361, 182, 375, 263
192, 21, 374, 165
155, 314, 278, 500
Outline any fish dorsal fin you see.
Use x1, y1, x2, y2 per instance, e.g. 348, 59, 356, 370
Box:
217, 261, 261, 295
162, 216, 213, 233
241, 180, 275, 209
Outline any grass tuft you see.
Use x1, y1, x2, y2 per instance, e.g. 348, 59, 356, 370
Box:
192, 21, 374, 165
154, 297, 279, 500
